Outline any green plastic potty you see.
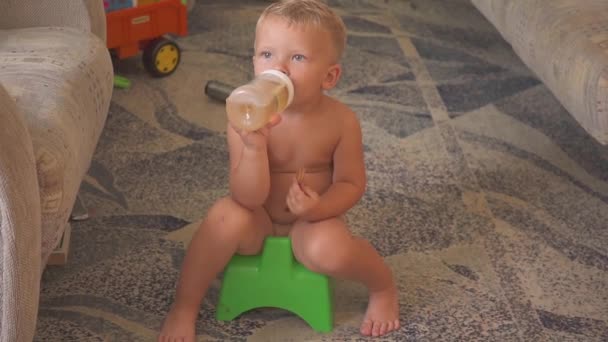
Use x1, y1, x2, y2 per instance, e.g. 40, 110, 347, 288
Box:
216, 237, 333, 332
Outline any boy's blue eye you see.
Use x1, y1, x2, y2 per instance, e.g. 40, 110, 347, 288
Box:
260, 51, 272, 58
292, 54, 305, 61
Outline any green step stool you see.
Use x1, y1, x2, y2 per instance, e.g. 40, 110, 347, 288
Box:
216, 237, 333, 332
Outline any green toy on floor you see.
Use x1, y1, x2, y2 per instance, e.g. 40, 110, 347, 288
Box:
113, 75, 131, 89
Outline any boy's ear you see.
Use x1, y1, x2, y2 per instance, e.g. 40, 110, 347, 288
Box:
322, 63, 342, 90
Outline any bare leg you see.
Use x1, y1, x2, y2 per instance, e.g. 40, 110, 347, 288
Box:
158, 197, 272, 342
290, 218, 399, 337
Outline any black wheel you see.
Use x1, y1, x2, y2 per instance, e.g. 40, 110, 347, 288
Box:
142, 37, 181, 77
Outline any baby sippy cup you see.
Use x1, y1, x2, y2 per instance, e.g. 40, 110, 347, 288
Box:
225, 70, 294, 132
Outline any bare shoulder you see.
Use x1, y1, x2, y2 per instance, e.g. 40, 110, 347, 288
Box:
323, 96, 361, 133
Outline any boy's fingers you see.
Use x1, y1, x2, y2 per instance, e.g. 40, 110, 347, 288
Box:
267, 114, 282, 128
301, 185, 314, 197
294, 184, 308, 199
290, 180, 299, 194
286, 195, 294, 211
294, 177, 306, 194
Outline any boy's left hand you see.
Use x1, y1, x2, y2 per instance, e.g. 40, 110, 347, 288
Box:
286, 177, 319, 217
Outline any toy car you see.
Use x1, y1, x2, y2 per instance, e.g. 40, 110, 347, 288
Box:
106, 0, 188, 77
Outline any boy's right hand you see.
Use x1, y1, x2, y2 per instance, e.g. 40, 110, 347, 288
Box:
233, 114, 282, 150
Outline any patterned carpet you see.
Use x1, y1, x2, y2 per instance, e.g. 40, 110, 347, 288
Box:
35, 0, 608, 341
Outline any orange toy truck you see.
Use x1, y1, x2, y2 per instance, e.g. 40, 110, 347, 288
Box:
106, 0, 188, 77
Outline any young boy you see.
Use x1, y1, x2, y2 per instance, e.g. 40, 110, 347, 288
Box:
159, 0, 400, 340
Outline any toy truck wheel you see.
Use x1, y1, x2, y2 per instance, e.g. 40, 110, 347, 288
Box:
143, 37, 181, 77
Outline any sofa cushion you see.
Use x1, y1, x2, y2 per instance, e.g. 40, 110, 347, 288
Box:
472, 0, 608, 144
0, 26, 113, 262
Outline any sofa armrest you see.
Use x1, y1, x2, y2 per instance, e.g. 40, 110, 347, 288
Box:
0, 0, 106, 42
471, 0, 608, 144
0, 85, 42, 342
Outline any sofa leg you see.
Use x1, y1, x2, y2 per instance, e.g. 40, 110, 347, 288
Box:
70, 194, 89, 221
48, 194, 87, 265
47, 223, 72, 265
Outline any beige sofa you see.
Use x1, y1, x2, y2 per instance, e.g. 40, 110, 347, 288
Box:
0, 1, 113, 340
472, 0, 608, 144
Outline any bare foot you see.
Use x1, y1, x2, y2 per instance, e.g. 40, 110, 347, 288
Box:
360, 286, 400, 337
158, 305, 197, 342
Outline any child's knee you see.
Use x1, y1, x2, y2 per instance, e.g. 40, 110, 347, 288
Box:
205, 197, 257, 239
293, 219, 352, 273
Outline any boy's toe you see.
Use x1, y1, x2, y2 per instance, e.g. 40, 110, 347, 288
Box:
372, 321, 382, 337
380, 322, 390, 336
385, 321, 394, 334
360, 320, 373, 336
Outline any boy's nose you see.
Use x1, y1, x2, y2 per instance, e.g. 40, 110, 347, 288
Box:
273, 61, 289, 76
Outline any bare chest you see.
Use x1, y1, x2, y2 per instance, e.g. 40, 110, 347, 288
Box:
267, 119, 339, 171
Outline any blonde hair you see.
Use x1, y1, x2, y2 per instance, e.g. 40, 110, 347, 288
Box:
257, 0, 347, 61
